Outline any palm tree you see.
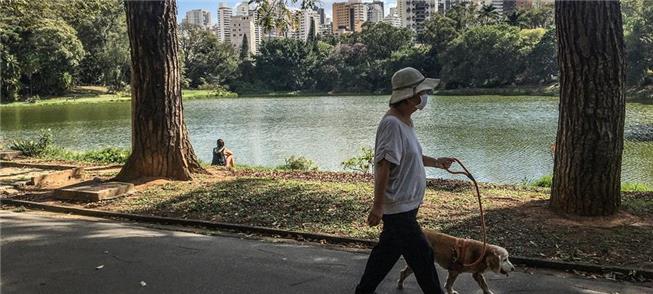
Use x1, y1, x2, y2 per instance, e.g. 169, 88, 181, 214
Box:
478, 4, 499, 25
505, 10, 523, 27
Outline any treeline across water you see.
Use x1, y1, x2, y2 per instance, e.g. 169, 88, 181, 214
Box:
1, 0, 651, 102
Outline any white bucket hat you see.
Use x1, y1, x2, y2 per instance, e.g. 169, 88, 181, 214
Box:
389, 67, 440, 105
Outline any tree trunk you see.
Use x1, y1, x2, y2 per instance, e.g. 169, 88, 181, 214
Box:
117, 0, 205, 181
551, 0, 625, 216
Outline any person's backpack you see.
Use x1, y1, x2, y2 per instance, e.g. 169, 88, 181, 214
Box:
212, 147, 226, 166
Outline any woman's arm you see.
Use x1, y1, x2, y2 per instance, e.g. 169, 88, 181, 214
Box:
368, 159, 390, 226
423, 155, 455, 169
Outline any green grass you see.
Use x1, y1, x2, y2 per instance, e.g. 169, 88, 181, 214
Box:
434, 85, 559, 97
182, 89, 238, 99
530, 175, 553, 187
39, 146, 130, 164
0, 88, 237, 107
528, 175, 651, 192
237, 90, 378, 97
622, 182, 652, 192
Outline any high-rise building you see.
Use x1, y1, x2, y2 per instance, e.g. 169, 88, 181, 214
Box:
349, 0, 368, 32
492, 0, 533, 14
332, 0, 370, 34
293, 9, 319, 41
184, 9, 212, 28
374, 0, 385, 12
217, 3, 232, 43
332, 2, 351, 33
366, 2, 384, 23
384, 7, 402, 27
398, 0, 437, 34
230, 15, 257, 55
235, 1, 250, 16
316, 8, 326, 25
439, 0, 476, 15
247, 8, 263, 53
321, 18, 333, 35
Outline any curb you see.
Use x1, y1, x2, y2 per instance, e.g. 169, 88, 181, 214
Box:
0, 198, 375, 246
2, 198, 651, 280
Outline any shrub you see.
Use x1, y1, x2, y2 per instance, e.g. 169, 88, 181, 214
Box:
342, 147, 374, 173
25, 95, 41, 104
278, 155, 319, 171
622, 182, 652, 192
530, 175, 552, 187
78, 148, 129, 164
9, 129, 53, 156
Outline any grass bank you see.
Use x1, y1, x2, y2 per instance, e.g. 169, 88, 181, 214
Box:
237, 90, 383, 97
435, 85, 559, 97
12, 164, 653, 270
0, 87, 237, 107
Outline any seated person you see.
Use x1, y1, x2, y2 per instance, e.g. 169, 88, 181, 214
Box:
212, 139, 235, 169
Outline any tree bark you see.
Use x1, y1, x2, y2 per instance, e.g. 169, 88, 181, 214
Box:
551, 0, 625, 216
117, 0, 205, 181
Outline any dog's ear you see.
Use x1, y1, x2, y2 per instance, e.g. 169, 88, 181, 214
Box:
485, 253, 500, 271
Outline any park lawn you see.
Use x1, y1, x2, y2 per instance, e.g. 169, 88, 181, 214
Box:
0, 87, 236, 107
15, 166, 647, 270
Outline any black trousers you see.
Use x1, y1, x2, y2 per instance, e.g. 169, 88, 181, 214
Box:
355, 208, 444, 294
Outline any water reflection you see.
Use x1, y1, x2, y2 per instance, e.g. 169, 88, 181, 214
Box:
1, 95, 651, 184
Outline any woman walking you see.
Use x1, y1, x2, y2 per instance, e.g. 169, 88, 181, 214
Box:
355, 67, 455, 294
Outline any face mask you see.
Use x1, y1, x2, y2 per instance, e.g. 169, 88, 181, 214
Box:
416, 94, 428, 110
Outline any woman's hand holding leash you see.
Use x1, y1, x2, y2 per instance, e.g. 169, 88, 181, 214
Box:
436, 157, 456, 170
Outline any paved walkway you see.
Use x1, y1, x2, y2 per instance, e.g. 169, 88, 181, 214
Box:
1, 209, 650, 294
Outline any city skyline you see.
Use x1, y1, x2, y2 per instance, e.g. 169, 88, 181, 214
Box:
177, 0, 398, 23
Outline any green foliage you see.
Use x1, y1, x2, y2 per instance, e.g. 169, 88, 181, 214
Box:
360, 22, 413, 60
478, 4, 501, 25
77, 147, 130, 164
622, 182, 652, 192
530, 175, 553, 188
517, 6, 554, 29
41, 146, 130, 164
254, 38, 313, 91
179, 23, 239, 89
387, 46, 439, 82
0, 0, 128, 101
446, 2, 481, 31
2, 0, 649, 99
341, 147, 374, 173
420, 14, 459, 53
529, 175, 652, 192
521, 29, 558, 84
240, 34, 250, 60
441, 25, 524, 88
622, 0, 653, 86
65, 0, 130, 88
9, 129, 53, 156
278, 155, 319, 171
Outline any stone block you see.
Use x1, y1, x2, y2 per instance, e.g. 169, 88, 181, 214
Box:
55, 181, 134, 202
0, 151, 22, 161
28, 168, 84, 189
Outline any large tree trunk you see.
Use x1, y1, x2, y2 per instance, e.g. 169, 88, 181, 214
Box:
551, 0, 625, 216
117, 0, 205, 181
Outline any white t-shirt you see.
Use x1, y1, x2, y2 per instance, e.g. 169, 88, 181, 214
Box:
373, 115, 426, 215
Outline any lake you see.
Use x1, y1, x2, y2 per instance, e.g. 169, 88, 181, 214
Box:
1, 95, 652, 184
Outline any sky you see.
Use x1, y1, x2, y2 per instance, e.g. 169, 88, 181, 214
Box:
176, 0, 396, 23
